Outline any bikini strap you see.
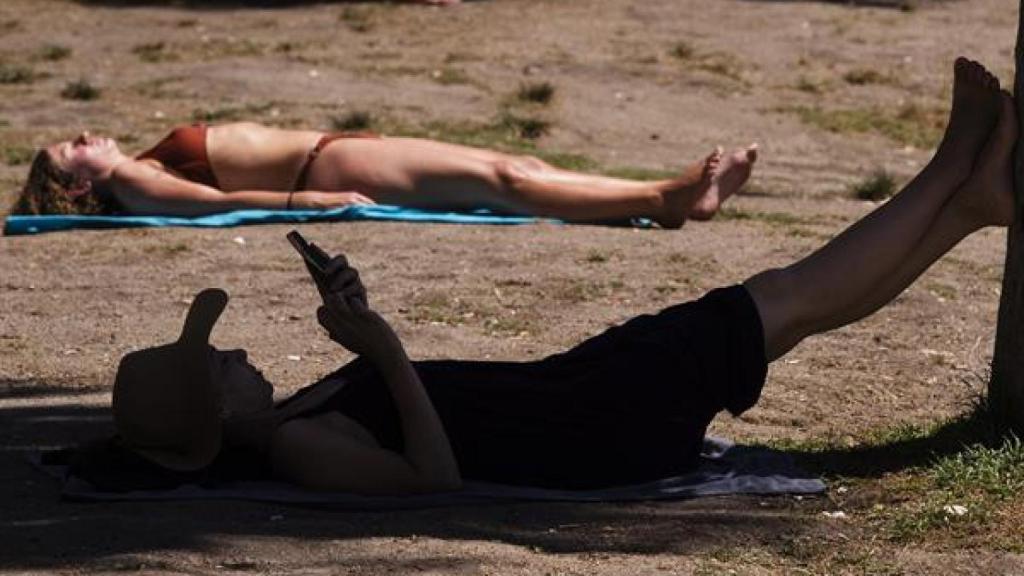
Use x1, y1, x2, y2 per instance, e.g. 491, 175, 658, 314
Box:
293, 134, 342, 191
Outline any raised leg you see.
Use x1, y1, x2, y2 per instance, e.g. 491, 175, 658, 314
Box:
309, 136, 756, 227
744, 59, 1008, 361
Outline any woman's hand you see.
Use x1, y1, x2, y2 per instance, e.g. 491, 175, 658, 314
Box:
296, 191, 376, 211
314, 256, 402, 361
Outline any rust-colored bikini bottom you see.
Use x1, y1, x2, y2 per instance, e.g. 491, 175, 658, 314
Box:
292, 131, 379, 191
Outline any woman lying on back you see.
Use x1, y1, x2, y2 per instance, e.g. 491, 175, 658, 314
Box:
11, 121, 757, 229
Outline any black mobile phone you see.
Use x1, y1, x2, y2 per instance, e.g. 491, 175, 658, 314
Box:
286, 230, 331, 276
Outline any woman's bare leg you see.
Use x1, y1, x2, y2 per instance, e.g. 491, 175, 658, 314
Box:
308, 136, 756, 228
743, 59, 1007, 361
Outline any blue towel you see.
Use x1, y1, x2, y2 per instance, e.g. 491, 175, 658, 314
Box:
3, 206, 551, 236
35, 437, 824, 510
4, 206, 654, 236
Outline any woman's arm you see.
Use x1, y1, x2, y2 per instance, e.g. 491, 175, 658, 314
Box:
271, 259, 461, 494
109, 161, 374, 216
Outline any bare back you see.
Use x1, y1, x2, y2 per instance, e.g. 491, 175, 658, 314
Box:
206, 123, 323, 192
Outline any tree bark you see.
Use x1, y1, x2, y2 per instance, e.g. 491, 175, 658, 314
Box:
988, 0, 1024, 436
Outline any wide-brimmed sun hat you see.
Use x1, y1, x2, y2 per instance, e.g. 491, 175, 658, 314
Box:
112, 288, 228, 471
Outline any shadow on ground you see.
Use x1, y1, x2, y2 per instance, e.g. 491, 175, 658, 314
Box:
0, 381, 809, 571
739, 0, 951, 9
781, 400, 1003, 478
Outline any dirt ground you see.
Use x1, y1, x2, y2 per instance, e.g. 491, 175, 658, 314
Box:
1, 0, 1023, 573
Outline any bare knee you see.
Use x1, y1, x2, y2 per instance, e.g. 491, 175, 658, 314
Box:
743, 267, 814, 361
493, 155, 550, 200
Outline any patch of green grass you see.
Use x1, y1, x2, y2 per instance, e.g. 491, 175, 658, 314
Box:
796, 75, 829, 94
517, 81, 555, 105
37, 44, 71, 61
197, 38, 265, 59
525, 151, 590, 171
0, 64, 39, 84
788, 103, 945, 149
500, 114, 550, 140
886, 435, 1024, 543
145, 242, 190, 256
603, 166, 676, 181
582, 250, 609, 264
132, 41, 177, 63
768, 399, 1024, 547
551, 279, 610, 304
717, 207, 812, 227
431, 67, 471, 86
61, 79, 100, 101
330, 110, 374, 132
191, 102, 275, 122
850, 169, 898, 201
406, 291, 472, 326
668, 41, 749, 83
3, 145, 34, 166
340, 6, 375, 33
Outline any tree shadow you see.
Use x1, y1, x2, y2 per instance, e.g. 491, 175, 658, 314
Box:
737, 0, 947, 9
72, 0, 443, 8
780, 399, 1003, 478
0, 395, 809, 571
0, 377, 107, 400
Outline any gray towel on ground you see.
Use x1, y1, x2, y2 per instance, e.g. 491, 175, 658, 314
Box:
36, 437, 824, 510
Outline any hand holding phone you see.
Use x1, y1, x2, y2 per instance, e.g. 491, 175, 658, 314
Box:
286, 230, 332, 281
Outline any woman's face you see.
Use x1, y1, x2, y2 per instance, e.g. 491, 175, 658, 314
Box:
210, 348, 274, 420
46, 131, 125, 181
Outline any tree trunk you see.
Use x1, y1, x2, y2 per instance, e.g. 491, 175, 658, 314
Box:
988, 0, 1024, 436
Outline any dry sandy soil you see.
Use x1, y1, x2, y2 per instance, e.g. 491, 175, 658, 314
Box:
1, 0, 1023, 573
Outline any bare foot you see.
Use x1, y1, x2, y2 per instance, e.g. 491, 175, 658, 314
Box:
692, 143, 758, 220
956, 90, 1017, 227
656, 149, 720, 229
929, 57, 1001, 186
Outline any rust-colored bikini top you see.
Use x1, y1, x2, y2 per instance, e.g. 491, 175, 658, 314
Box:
137, 125, 381, 191
136, 124, 219, 188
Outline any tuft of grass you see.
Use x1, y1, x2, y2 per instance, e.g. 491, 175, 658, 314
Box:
843, 67, 892, 86
718, 207, 811, 227
0, 64, 39, 84
191, 102, 275, 122
796, 75, 828, 94
668, 42, 747, 82
0, 19, 21, 34
787, 103, 945, 149
60, 79, 100, 101
132, 41, 176, 63
669, 41, 695, 60
340, 6, 375, 33
603, 166, 676, 181
330, 110, 374, 132
430, 67, 470, 86
37, 44, 71, 61
145, 242, 190, 256
3, 145, 34, 166
500, 113, 550, 140
851, 169, 898, 201
517, 81, 555, 105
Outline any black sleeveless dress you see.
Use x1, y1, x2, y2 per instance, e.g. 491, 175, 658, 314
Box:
283, 285, 767, 490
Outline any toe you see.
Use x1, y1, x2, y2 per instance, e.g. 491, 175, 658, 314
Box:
745, 143, 759, 163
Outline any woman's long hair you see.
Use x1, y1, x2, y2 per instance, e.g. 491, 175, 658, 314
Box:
9, 150, 120, 215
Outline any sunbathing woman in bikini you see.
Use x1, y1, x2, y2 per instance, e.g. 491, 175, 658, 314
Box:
87, 59, 1012, 494
11, 120, 758, 229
